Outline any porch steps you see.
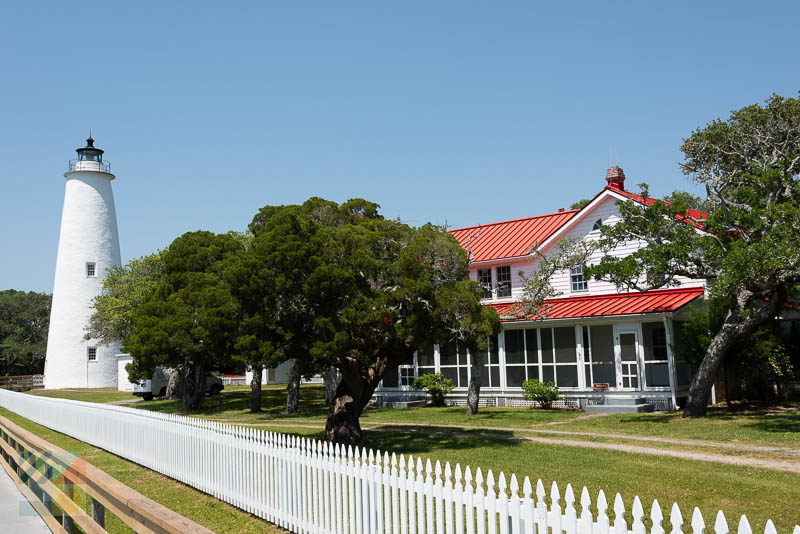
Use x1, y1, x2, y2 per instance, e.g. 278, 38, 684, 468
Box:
584, 397, 655, 414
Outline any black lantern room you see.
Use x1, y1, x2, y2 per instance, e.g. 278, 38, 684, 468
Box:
76, 136, 104, 162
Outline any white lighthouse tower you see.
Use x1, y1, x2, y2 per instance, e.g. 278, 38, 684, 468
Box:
44, 137, 122, 389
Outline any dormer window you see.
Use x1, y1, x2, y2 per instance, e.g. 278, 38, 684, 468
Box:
592, 219, 603, 231
570, 265, 588, 292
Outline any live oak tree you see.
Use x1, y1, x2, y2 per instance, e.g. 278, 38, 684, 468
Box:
587, 93, 800, 416
306, 203, 498, 444
124, 231, 242, 409
0, 290, 51, 376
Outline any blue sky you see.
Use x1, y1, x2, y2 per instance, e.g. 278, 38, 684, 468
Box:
2, 2, 798, 293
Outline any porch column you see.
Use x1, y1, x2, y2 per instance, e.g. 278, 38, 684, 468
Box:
662, 315, 678, 411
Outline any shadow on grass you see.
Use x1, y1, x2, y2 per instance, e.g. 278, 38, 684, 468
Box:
362, 428, 523, 457
137, 384, 329, 419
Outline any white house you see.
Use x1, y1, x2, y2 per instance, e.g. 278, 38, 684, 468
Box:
377, 166, 708, 412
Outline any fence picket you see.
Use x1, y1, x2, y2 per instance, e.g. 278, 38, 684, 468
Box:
692, 507, 706, 534
564, 483, 577, 534
714, 511, 729, 534
671, 503, 685, 534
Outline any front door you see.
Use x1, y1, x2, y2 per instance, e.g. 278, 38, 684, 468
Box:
614, 327, 642, 390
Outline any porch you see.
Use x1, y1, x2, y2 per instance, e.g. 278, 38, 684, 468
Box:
376, 314, 696, 412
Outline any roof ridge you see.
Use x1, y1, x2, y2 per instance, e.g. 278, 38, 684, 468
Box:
449, 209, 579, 233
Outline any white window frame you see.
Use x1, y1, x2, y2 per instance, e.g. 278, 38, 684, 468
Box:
86, 262, 97, 278
570, 265, 588, 292
495, 265, 512, 298
477, 268, 493, 299
87, 346, 97, 361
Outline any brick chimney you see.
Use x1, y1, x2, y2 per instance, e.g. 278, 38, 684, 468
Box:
605, 166, 625, 190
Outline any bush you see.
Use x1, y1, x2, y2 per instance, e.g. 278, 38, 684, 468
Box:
412, 373, 454, 407
521, 379, 560, 409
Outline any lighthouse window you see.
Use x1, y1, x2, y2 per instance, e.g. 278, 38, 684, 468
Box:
86, 262, 96, 277
87, 347, 97, 361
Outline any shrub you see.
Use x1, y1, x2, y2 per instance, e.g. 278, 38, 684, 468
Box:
521, 379, 560, 409
412, 373, 454, 407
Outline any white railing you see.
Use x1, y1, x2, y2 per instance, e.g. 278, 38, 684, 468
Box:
0, 389, 795, 534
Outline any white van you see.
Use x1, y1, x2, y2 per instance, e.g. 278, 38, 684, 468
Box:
133, 367, 224, 401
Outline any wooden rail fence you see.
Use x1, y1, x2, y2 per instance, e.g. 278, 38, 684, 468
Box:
0, 413, 213, 534
0, 374, 44, 391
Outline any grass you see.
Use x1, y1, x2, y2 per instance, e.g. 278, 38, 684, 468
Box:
0, 407, 285, 534
28, 387, 134, 404
18, 385, 800, 531
545, 404, 800, 446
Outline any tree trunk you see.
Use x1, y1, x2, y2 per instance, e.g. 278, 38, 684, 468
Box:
683, 297, 775, 417
325, 364, 376, 445
324, 366, 341, 405
285, 360, 301, 414
249, 365, 263, 413
165, 366, 182, 400
466, 356, 482, 415
181, 359, 206, 410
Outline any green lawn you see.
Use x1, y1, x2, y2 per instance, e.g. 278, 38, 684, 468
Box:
28, 387, 134, 404
0, 407, 284, 534
545, 405, 800, 446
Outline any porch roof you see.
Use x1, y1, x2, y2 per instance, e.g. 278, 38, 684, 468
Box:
488, 287, 704, 322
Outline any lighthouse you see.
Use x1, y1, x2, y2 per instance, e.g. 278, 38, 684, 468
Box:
44, 137, 122, 389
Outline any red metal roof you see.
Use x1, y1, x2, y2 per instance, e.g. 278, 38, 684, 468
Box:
449, 210, 578, 263
608, 187, 709, 230
487, 287, 704, 322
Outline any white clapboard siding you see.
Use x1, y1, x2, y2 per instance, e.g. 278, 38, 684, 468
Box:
0, 388, 795, 534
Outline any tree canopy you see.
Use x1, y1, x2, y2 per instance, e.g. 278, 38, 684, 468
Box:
123, 231, 243, 409
0, 290, 51, 376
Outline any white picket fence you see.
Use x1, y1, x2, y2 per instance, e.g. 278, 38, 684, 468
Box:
0, 389, 795, 534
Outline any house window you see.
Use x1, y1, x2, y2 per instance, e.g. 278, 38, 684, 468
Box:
439, 342, 469, 388
503, 329, 539, 387
592, 219, 603, 231
86, 262, 96, 277
478, 335, 501, 388
505, 327, 580, 389
399, 366, 416, 387
477, 268, 493, 299
570, 265, 588, 292
87, 347, 97, 361
416, 344, 436, 378
642, 322, 670, 387
496, 266, 511, 298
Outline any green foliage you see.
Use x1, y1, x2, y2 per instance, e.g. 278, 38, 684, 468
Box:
123, 231, 243, 408
412, 372, 454, 406
86, 253, 164, 345
569, 198, 591, 210
521, 379, 561, 409
0, 290, 51, 375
